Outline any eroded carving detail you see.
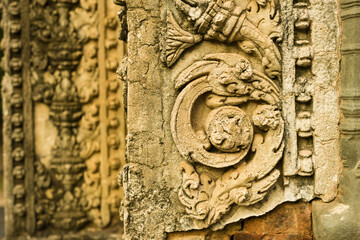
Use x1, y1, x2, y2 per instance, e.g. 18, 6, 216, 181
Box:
164, 0, 285, 228
3, 0, 123, 237
2, 0, 32, 233
163, 0, 282, 78
173, 54, 284, 227
113, 0, 340, 237
30, 0, 88, 229
292, 0, 314, 177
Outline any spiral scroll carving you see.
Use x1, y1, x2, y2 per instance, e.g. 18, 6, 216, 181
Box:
171, 54, 284, 226
165, 0, 285, 228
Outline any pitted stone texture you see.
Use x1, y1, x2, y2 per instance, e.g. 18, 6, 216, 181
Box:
167, 202, 312, 240
122, 0, 341, 238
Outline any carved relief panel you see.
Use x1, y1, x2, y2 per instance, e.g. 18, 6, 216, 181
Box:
162, 0, 341, 230
2, 0, 126, 238
119, 0, 341, 238
163, 0, 288, 230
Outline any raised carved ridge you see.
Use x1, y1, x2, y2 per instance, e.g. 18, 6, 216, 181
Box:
2, 0, 36, 235
341, 0, 360, 19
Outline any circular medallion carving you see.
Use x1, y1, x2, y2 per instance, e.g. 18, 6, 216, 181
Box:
171, 54, 283, 168
205, 106, 253, 153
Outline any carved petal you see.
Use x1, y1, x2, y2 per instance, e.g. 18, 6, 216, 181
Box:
163, 11, 203, 67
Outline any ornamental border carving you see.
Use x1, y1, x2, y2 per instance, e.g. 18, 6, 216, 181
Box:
2, 0, 36, 235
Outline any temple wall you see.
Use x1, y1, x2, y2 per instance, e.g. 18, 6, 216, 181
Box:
118, 0, 344, 239
1, 0, 360, 239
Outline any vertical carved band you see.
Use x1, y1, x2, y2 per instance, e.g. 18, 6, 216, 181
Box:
283, 0, 314, 177
2, 0, 35, 236
282, 0, 341, 202
3, 0, 126, 237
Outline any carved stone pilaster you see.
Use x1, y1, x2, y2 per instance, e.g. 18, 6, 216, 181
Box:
2, 0, 126, 238
340, 0, 360, 137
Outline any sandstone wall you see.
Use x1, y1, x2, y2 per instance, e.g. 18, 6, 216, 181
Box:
2, 0, 360, 239
118, 0, 343, 239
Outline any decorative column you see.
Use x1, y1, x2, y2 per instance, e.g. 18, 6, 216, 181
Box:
31, 0, 87, 229
2, 0, 126, 238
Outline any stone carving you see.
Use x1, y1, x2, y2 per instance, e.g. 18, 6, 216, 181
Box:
114, 0, 341, 237
30, 0, 89, 230
283, 0, 315, 178
163, 0, 282, 78
173, 54, 284, 226
1, 0, 34, 235
2, 0, 125, 238
157, 0, 340, 232
165, 0, 285, 228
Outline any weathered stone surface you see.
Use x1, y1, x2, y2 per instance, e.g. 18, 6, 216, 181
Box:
120, 0, 341, 239
2, 0, 356, 238
167, 202, 312, 240
312, 1, 360, 239
2, 0, 126, 238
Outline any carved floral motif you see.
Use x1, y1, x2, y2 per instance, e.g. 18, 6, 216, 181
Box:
3, 0, 122, 237
166, 0, 285, 227
28, 0, 124, 232
30, 0, 88, 230
163, 0, 282, 78
173, 54, 284, 226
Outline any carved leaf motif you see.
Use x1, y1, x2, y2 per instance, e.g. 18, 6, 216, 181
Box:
78, 105, 100, 159
163, 11, 203, 67
165, 0, 282, 79
30, 42, 48, 70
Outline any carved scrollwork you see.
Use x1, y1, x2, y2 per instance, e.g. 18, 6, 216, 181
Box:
163, 0, 282, 79
163, 0, 286, 228
172, 53, 284, 226
172, 54, 282, 167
